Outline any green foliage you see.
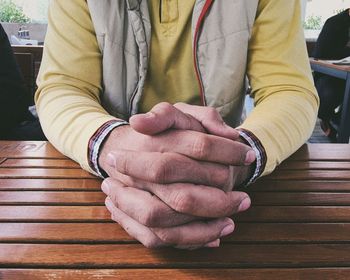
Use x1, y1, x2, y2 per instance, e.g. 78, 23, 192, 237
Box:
0, 0, 30, 23
333, 8, 346, 15
303, 15, 323, 30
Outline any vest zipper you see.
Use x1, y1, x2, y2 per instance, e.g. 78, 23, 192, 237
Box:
193, 0, 214, 106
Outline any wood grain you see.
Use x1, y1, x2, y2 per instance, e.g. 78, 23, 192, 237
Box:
2, 206, 350, 223
277, 160, 350, 170
1, 223, 350, 243
250, 180, 350, 192
2, 191, 349, 206
0, 191, 105, 205
236, 206, 350, 222
0, 206, 110, 222
1, 268, 350, 280
288, 144, 350, 161
1, 142, 350, 277
0, 168, 96, 179
0, 159, 80, 168
1, 244, 350, 268
0, 141, 64, 158
266, 170, 350, 180
250, 192, 350, 206
0, 179, 101, 191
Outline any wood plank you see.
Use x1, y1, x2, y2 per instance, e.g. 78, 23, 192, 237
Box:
0, 206, 110, 222
250, 180, 350, 192
1, 223, 350, 243
0, 159, 79, 169
250, 192, 350, 206
231, 222, 350, 243
0, 223, 130, 243
1, 244, 350, 268
0, 142, 64, 158
0, 158, 6, 165
0, 168, 96, 179
2, 206, 350, 223
266, 170, 350, 180
2, 191, 349, 207
1, 268, 350, 280
0, 179, 101, 191
288, 144, 350, 161
236, 206, 350, 222
278, 161, 350, 170
0, 192, 105, 206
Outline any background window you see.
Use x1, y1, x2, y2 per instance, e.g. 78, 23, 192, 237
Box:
304, 0, 350, 41
0, 0, 49, 45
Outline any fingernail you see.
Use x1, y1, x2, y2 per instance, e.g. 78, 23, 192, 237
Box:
238, 197, 251, 212
220, 224, 235, 237
244, 150, 256, 165
105, 197, 113, 208
106, 153, 116, 167
205, 239, 220, 248
101, 181, 110, 195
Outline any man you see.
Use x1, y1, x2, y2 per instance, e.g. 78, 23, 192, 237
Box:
0, 24, 45, 140
35, 0, 319, 249
313, 9, 350, 138
0, 24, 30, 138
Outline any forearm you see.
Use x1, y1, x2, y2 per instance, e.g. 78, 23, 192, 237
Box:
240, 88, 318, 175
34, 0, 120, 173
35, 85, 118, 173
245, 0, 319, 176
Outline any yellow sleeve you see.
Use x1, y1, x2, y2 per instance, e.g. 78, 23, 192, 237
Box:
240, 0, 319, 176
35, 0, 117, 174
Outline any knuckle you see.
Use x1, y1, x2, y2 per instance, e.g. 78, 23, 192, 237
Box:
156, 102, 173, 114
116, 154, 129, 174
170, 190, 194, 214
223, 194, 238, 215
192, 136, 211, 159
211, 166, 231, 187
139, 205, 159, 227
148, 157, 170, 183
206, 107, 221, 120
174, 102, 185, 108
153, 229, 175, 245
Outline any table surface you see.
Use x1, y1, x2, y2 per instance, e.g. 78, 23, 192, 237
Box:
310, 58, 350, 71
1, 141, 350, 279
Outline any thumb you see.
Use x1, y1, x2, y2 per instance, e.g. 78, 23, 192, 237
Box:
129, 102, 206, 135
174, 103, 239, 140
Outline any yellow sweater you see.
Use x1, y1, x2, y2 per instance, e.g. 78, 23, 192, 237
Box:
140, 0, 200, 113
35, 0, 318, 176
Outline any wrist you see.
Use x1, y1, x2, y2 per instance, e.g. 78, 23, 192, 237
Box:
98, 124, 130, 173
94, 123, 129, 177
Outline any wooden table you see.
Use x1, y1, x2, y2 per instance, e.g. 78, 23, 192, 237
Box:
310, 58, 350, 143
1, 141, 350, 279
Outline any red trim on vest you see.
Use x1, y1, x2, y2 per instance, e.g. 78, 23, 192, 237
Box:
193, 0, 214, 106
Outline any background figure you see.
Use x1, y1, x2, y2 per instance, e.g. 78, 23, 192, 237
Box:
0, 24, 45, 140
313, 8, 350, 139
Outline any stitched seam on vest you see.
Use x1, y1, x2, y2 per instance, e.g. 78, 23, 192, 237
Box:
197, 28, 248, 46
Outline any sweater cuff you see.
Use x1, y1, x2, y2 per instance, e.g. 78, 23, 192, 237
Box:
237, 128, 267, 186
88, 120, 129, 178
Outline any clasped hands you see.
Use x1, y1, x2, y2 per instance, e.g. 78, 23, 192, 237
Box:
99, 102, 256, 249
